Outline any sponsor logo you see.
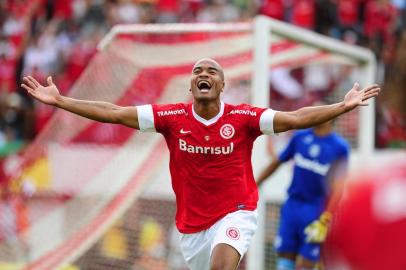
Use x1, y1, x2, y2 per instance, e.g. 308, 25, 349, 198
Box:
229, 109, 257, 116
179, 139, 234, 155
294, 153, 330, 176
226, 227, 240, 240
157, 109, 186, 117
180, 128, 191, 134
220, 124, 235, 139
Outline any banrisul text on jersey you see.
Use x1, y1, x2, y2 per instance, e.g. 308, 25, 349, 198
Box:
179, 139, 234, 154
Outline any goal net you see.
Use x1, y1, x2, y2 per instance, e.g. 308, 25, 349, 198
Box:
0, 16, 375, 270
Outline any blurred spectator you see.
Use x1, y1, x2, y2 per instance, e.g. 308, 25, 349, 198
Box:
336, 0, 362, 38
288, 0, 315, 29
314, 0, 336, 36
0, 41, 17, 93
376, 31, 406, 148
156, 0, 179, 23
197, 0, 240, 23
179, 0, 204, 22
392, 0, 406, 30
258, 0, 285, 21
364, 0, 398, 62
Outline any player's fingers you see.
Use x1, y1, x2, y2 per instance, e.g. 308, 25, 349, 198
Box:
27, 76, 41, 87
363, 91, 379, 101
21, 83, 31, 92
21, 84, 35, 96
23, 76, 38, 88
362, 84, 380, 93
22, 77, 38, 89
362, 89, 380, 100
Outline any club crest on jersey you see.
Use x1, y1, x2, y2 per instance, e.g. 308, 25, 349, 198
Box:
226, 227, 240, 240
220, 124, 235, 139
309, 144, 320, 158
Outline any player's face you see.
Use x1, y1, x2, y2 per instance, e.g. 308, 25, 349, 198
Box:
190, 59, 225, 102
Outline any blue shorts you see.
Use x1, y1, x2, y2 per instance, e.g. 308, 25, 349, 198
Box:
274, 197, 324, 262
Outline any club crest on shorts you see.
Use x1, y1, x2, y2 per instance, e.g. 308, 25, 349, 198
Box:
226, 227, 240, 240
220, 124, 235, 139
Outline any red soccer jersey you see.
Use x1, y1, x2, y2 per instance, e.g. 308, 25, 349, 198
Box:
338, 0, 360, 27
137, 102, 276, 233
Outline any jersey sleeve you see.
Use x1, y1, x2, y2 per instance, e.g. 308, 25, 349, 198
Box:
137, 104, 156, 132
259, 108, 277, 135
241, 104, 277, 136
340, 140, 350, 159
278, 132, 298, 162
137, 103, 185, 134
327, 136, 351, 182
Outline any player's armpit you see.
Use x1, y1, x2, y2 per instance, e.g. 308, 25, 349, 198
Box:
115, 106, 139, 129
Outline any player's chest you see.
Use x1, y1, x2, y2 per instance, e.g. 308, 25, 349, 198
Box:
165, 117, 249, 150
299, 141, 337, 163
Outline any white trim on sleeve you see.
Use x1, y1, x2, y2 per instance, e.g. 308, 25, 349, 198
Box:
137, 105, 156, 132
260, 109, 277, 135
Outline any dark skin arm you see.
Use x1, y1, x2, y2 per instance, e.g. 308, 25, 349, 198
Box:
22, 76, 380, 133
273, 83, 380, 133
21, 76, 140, 129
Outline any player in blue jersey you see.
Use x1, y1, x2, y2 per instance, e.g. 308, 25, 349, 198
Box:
257, 119, 350, 270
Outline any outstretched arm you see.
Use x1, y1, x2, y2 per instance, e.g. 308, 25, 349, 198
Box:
273, 83, 380, 133
21, 76, 140, 129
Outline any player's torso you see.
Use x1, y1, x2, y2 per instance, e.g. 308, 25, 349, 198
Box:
293, 131, 343, 176
161, 104, 256, 177
153, 103, 263, 231
288, 130, 346, 201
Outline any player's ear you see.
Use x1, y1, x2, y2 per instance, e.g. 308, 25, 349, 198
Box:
221, 81, 225, 92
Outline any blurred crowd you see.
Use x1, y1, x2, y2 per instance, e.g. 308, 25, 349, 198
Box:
0, 0, 405, 160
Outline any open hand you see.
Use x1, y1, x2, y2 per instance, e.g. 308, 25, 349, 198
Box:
21, 76, 60, 106
343, 83, 381, 111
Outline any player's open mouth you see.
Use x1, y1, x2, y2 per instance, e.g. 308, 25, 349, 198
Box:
197, 81, 212, 92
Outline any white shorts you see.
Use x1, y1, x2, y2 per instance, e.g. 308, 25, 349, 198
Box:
179, 210, 258, 270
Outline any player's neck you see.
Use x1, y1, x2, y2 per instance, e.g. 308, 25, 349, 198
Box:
193, 100, 221, 120
313, 127, 332, 137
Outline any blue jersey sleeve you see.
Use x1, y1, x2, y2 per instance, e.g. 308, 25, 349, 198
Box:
328, 137, 351, 182
278, 132, 298, 162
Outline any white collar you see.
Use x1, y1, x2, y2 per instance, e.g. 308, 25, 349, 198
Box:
192, 101, 224, 126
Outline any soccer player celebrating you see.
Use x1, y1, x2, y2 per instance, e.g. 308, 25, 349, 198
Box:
21, 58, 380, 270
256, 118, 350, 270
